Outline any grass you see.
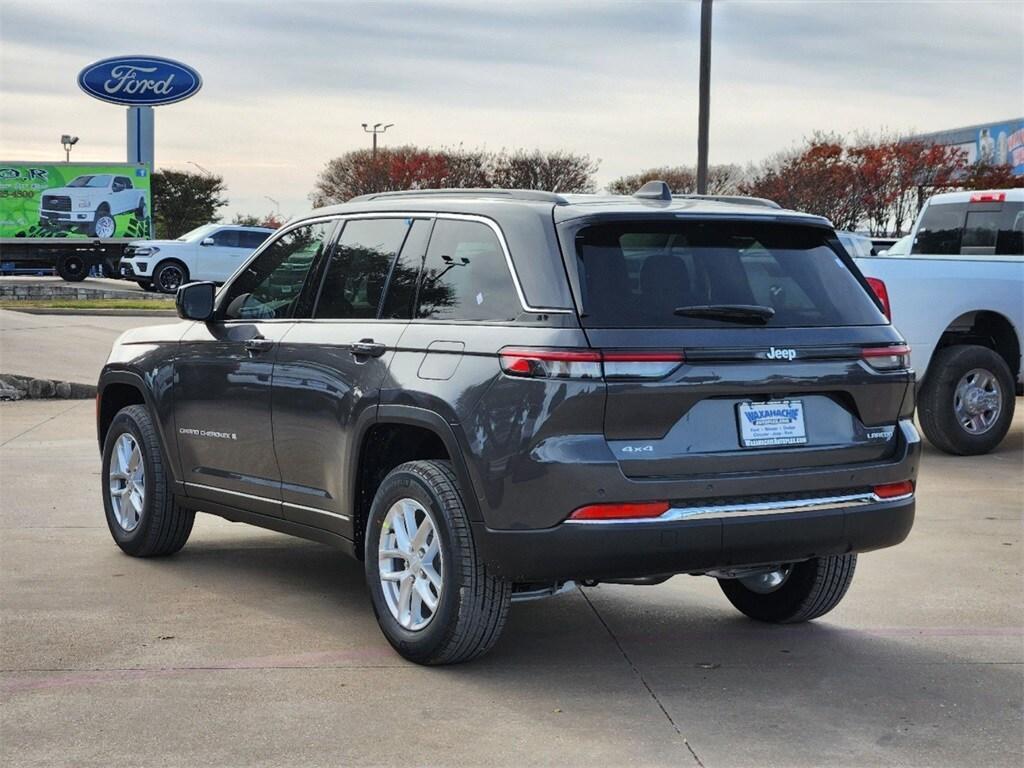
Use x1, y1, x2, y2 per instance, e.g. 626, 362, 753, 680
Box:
0, 298, 175, 311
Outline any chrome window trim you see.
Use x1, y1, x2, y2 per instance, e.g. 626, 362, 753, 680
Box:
185, 482, 351, 522
565, 491, 913, 525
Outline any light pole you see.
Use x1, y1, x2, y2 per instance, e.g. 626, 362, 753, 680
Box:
696, 0, 713, 195
61, 134, 79, 162
361, 122, 394, 157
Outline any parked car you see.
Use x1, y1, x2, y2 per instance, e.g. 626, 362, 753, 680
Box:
39, 173, 147, 238
837, 230, 876, 258
97, 184, 918, 665
878, 233, 912, 256
855, 189, 1023, 455
119, 224, 275, 293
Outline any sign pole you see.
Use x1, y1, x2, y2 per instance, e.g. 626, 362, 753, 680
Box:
127, 106, 155, 168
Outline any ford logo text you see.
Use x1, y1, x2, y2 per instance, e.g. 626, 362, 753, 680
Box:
78, 56, 202, 106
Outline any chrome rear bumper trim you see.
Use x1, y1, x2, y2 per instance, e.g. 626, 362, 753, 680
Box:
565, 491, 912, 525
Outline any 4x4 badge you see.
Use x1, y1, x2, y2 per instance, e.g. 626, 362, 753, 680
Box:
766, 347, 797, 361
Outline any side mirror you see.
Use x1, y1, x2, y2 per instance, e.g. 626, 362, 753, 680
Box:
176, 281, 216, 321
201, 237, 215, 246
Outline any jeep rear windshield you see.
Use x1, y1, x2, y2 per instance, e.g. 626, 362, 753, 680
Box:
573, 219, 886, 328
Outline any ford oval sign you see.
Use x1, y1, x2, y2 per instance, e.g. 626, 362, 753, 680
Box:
77, 56, 202, 106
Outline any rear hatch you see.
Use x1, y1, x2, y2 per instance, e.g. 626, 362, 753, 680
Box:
565, 216, 913, 479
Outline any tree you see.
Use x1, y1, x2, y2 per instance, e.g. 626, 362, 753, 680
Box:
606, 164, 743, 195
151, 170, 228, 238
311, 146, 600, 204
959, 161, 1024, 191
232, 212, 284, 229
490, 149, 599, 193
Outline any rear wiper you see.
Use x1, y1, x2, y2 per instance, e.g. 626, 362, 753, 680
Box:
673, 304, 776, 324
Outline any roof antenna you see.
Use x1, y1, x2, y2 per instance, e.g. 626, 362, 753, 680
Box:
633, 180, 672, 201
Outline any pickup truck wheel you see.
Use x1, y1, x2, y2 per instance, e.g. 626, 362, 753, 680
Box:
153, 260, 189, 293
918, 345, 1015, 455
364, 460, 511, 665
718, 554, 857, 623
101, 404, 194, 557
56, 254, 87, 282
90, 206, 116, 238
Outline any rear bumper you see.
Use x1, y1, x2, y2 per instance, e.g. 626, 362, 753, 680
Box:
472, 418, 920, 582
474, 495, 915, 582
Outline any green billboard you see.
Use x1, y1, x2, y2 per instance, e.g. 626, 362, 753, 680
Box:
0, 162, 152, 241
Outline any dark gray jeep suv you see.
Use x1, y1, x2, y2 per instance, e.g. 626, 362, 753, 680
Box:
97, 184, 919, 664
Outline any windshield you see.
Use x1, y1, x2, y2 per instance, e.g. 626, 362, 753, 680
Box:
574, 220, 886, 328
67, 175, 112, 188
176, 224, 220, 242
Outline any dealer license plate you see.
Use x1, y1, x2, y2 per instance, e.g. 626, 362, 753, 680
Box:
737, 400, 807, 448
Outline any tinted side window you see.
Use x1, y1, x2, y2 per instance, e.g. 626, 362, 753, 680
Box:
913, 203, 966, 254
997, 203, 1024, 255
314, 218, 411, 319
212, 229, 242, 248
221, 222, 332, 320
240, 231, 271, 249
417, 219, 520, 321
381, 219, 433, 319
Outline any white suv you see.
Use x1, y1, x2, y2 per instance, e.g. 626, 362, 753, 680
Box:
120, 224, 275, 293
40, 173, 147, 238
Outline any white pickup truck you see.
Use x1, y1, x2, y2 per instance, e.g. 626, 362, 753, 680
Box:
855, 189, 1023, 455
39, 173, 147, 238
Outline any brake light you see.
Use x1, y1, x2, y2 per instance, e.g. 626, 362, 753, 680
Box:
862, 344, 911, 371
568, 501, 670, 521
873, 480, 914, 499
970, 192, 1005, 203
499, 348, 684, 380
865, 277, 891, 321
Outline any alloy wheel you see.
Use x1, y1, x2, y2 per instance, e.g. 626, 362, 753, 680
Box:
378, 498, 444, 631
953, 367, 1002, 434
109, 433, 145, 532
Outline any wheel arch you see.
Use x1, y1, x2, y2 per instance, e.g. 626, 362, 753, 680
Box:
97, 370, 180, 485
349, 405, 483, 560
931, 309, 1021, 382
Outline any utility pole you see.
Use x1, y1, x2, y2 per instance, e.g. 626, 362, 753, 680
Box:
362, 122, 394, 157
696, 0, 713, 194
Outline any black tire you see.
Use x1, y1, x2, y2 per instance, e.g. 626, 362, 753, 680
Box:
718, 554, 857, 623
364, 460, 511, 665
918, 344, 1016, 456
101, 404, 194, 557
89, 205, 116, 238
56, 254, 88, 282
152, 260, 189, 294
137, 280, 156, 292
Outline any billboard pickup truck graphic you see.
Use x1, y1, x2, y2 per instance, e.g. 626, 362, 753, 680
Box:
40, 173, 147, 238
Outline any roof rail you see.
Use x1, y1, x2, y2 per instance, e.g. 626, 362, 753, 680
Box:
633, 180, 672, 201
676, 194, 781, 209
348, 188, 570, 205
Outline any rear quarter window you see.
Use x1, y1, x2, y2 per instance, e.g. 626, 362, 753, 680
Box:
574, 220, 886, 328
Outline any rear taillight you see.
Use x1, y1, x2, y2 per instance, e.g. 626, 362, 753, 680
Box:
862, 344, 911, 371
568, 501, 670, 521
499, 348, 684, 380
873, 480, 914, 499
970, 192, 1005, 203
865, 277, 891, 321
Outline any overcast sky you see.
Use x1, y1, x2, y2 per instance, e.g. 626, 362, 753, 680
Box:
1, 0, 1021, 219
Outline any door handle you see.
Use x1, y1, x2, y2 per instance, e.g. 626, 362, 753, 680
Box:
351, 338, 387, 358
244, 336, 275, 354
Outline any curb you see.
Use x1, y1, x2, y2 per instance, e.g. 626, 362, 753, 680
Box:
0, 373, 96, 402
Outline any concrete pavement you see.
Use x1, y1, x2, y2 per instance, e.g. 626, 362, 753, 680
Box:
0, 399, 1021, 766
0, 309, 168, 384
